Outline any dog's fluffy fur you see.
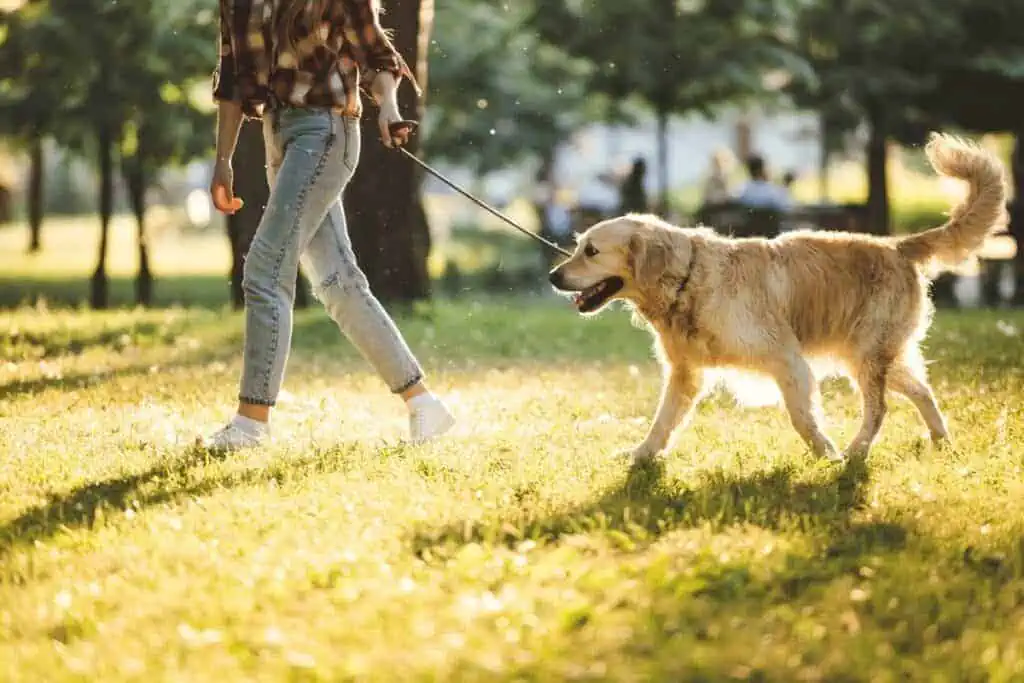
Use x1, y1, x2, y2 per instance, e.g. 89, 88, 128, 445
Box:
550, 133, 1006, 461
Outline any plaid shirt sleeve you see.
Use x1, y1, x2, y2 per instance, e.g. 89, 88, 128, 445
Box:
212, 0, 238, 102
340, 0, 420, 94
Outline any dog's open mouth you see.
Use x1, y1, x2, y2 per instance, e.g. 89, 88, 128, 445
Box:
571, 276, 624, 313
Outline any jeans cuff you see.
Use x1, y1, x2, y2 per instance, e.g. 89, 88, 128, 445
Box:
239, 395, 277, 407
391, 374, 423, 395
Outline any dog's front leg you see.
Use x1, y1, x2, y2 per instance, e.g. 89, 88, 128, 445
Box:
631, 365, 703, 462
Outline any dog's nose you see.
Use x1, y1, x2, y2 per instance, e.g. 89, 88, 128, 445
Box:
548, 270, 564, 288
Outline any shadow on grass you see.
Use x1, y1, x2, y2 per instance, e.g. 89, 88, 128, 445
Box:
0, 353, 233, 401
410, 454, 1023, 661
0, 440, 387, 560
411, 457, 881, 562
2, 319, 174, 361
0, 448, 213, 558
0, 275, 232, 310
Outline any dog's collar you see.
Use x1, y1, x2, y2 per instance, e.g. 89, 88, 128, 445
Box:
664, 247, 699, 331
675, 248, 698, 295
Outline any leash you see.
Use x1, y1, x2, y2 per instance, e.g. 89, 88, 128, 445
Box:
387, 121, 573, 258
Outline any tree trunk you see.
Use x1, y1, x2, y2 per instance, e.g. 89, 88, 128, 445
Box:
532, 150, 559, 274
865, 105, 890, 235
735, 113, 753, 164
655, 107, 670, 215
346, 0, 434, 303
226, 120, 309, 310
27, 135, 44, 253
818, 112, 830, 202
227, 120, 268, 310
123, 155, 152, 307
1011, 130, 1024, 306
91, 123, 115, 309
533, 151, 555, 241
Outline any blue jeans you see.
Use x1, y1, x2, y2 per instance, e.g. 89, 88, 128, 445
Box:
238, 107, 424, 406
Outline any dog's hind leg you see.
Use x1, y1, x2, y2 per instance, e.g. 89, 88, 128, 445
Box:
845, 357, 890, 459
889, 355, 949, 444
631, 364, 704, 462
768, 351, 839, 461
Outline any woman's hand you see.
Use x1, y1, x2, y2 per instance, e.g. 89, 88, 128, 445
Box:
210, 159, 244, 215
371, 71, 413, 148
378, 108, 414, 149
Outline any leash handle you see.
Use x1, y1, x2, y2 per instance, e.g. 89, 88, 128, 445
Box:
388, 120, 419, 139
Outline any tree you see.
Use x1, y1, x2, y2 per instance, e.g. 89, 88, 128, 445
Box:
55, 0, 135, 309
908, 0, 1024, 301
425, 1, 601, 175
790, 0, 967, 234
117, 0, 216, 305
530, 0, 812, 211
425, 0, 608, 240
346, 0, 434, 303
3, 0, 218, 307
0, 2, 69, 252
11, 0, 153, 308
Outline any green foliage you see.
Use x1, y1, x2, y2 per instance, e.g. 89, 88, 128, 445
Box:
0, 1, 67, 141
424, 0, 813, 175
913, 0, 1024, 135
529, 0, 814, 117
425, 1, 609, 173
118, 0, 218, 172
792, 0, 1024, 145
0, 0, 215, 168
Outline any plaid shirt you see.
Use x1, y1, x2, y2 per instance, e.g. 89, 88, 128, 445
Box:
214, 0, 416, 118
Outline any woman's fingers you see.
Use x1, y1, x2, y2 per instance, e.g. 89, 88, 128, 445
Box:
382, 120, 417, 148
378, 117, 394, 148
212, 184, 244, 215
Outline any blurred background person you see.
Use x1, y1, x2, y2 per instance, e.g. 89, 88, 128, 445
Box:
736, 154, 792, 211
619, 157, 649, 214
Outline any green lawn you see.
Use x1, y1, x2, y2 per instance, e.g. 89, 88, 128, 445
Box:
2, 292, 1024, 681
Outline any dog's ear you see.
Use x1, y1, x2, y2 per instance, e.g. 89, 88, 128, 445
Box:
628, 231, 668, 288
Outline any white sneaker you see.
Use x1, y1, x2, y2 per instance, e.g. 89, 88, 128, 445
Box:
408, 395, 455, 444
200, 417, 268, 453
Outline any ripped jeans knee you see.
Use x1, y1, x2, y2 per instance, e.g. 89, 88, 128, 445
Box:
313, 266, 370, 302
309, 264, 424, 394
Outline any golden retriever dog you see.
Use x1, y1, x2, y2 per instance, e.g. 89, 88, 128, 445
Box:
549, 133, 1006, 462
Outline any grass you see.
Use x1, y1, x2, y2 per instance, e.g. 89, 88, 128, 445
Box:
2, 201, 1024, 680
2, 291, 1024, 681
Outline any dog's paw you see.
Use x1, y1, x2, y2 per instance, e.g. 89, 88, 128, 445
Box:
841, 441, 874, 462
818, 441, 846, 463
621, 443, 660, 463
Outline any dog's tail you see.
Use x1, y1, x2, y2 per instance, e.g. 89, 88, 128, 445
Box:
897, 133, 1007, 268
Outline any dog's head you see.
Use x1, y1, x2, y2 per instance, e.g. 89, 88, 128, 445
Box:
549, 214, 695, 315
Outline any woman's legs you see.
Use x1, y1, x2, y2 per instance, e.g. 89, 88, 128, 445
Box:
208, 110, 451, 449
236, 111, 353, 410
205, 109, 355, 450
299, 194, 454, 441
301, 200, 424, 395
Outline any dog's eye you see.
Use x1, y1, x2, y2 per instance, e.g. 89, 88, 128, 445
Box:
583, 244, 599, 258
